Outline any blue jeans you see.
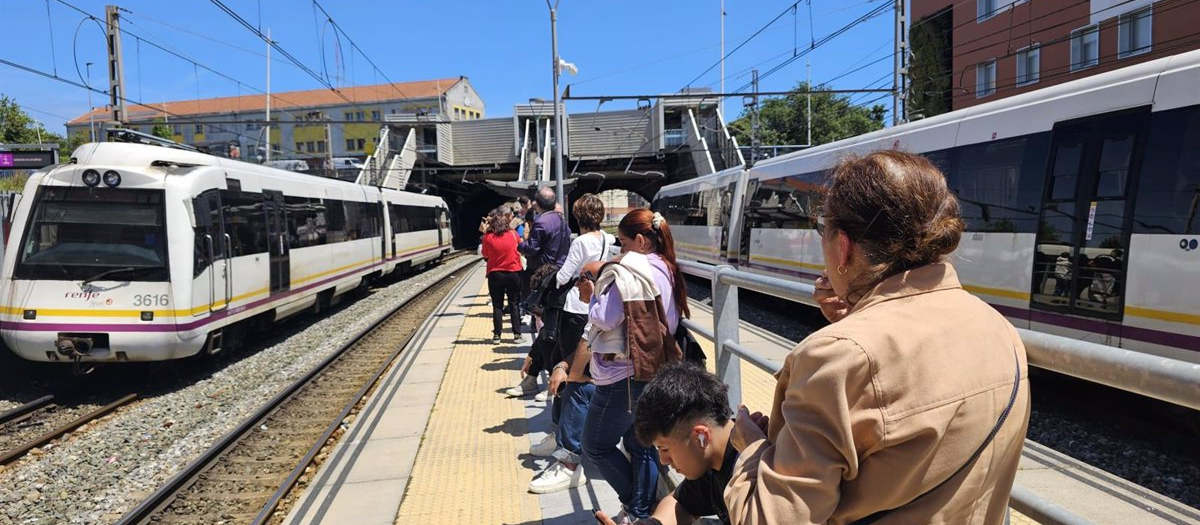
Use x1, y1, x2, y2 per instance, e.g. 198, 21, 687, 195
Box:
582, 378, 659, 518
553, 381, 595, 465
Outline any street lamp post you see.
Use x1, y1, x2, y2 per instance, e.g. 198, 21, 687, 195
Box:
85, 62, 95, 141
547, 0, 565, 211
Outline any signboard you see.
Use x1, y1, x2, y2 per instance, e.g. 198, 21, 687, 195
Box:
0, 151, 56, 170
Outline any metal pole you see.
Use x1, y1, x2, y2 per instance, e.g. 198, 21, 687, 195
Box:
106, 5, 127, 126
85, 62, 95, 142
713, 265, 742, 411
806, 58, 812, 147
893, 0, 906, 125
265, 28, 272, 163
720, 0, 725, 122
749, 69, 760, 168
550, 6, 566, 211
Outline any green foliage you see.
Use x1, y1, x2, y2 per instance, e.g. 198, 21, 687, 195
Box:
151, 118, 173, 140
0, 172, 29, 192
728, 81, 886, 149
907, 9, 954, 119
1, 95, 50, 144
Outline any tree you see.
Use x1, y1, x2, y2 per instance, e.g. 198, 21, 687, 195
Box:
151, 118, 173, 140
1, 94, 89, 158
728, 81, 886, 151
907, 9, 954, 119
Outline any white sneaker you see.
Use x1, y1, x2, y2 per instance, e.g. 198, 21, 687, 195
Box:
505, 375, 538, 397
534, 389, 550, 402
529, 432, 557, 457
528, 461, 586, 494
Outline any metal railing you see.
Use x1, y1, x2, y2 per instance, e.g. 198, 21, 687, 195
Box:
677, 259, 1200, 525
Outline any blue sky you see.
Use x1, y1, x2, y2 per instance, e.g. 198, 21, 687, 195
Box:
2, 0, 898, 133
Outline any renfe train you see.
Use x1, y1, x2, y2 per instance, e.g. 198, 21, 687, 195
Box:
0, 141, 452, 363
655, 48, 1200, 364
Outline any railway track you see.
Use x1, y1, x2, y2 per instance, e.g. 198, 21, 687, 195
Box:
0, 393, 137, 465
115, 260, 474, 525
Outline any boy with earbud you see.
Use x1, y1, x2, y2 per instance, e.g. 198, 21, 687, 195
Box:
594, 362, 765, 525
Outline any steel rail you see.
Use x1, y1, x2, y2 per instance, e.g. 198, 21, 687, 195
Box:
249, 264, 472, 525
0, 393, 136, 465
114, 258, 478, 525
0, 395, 54, 426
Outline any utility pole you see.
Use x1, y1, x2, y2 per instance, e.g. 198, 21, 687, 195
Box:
85, 62, 95, 141
893, 0, 907, 125
265, 28, 272, 163
105, 5, 127, 126
548, 0, 566, 211
748, 69, 760, 168
720, 0, 725, 122
325, 120, 334, 178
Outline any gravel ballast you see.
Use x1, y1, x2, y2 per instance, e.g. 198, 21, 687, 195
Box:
0, 257, 478, 525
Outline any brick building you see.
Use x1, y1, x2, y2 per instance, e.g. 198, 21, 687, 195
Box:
909, 0, 1200, 115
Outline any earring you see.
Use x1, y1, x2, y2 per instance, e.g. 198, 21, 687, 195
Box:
837, 265, 848, 275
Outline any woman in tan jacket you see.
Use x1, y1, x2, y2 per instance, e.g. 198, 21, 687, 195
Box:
724, 150, 1030, 525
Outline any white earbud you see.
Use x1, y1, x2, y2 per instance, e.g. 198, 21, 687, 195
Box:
698, 434, 708, 447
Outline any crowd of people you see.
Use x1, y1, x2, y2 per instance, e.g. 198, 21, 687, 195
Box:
476, 149, 1030, 525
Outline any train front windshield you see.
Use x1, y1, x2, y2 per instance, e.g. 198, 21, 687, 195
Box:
15, 187, 168, 281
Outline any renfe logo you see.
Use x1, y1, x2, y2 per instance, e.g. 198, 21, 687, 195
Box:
65, 291, 102, 301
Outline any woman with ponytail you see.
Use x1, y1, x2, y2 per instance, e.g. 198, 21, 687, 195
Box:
576, 208, 686, 522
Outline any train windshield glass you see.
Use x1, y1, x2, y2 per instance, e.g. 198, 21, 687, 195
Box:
15, 187, 168, 281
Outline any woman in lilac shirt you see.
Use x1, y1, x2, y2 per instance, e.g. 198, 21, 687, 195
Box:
576, 208, 689, 523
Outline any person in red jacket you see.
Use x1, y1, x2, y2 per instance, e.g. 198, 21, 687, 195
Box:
481, 208, 524, 344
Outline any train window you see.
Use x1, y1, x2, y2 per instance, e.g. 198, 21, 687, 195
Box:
1050, 142, 1083, 202
355, 202, 380, 238
284, 196, 327, 248
16, 187, 169, 281
221, 190, 268, 256
326, 199, 348, 243
1134, 106, 1200, 234
192, 190, 224, 276
744, 172, 824, 229
948, 135, 1048, 232
1095, 136, 1133, 198
343, 202, 361, 240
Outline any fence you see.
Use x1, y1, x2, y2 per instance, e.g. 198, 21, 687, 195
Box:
677, 259, 1200, 525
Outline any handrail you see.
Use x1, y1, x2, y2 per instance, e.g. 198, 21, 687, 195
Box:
683, 259, 1200, 525
680, 259, 1200, 411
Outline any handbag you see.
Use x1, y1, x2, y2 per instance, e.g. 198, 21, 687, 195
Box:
674, 323, 706, 366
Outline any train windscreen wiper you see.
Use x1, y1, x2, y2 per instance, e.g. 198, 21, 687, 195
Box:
80, 267, 151, 286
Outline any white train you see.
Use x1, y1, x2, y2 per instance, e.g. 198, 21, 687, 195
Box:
655, 49, 1200, 364
0, 141, 452, 363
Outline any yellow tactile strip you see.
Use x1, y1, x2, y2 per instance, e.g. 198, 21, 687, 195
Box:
394, 279, 541, 525
694, 331, 1040, 524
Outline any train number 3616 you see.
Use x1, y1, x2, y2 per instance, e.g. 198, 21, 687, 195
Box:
133, 294, 170, 307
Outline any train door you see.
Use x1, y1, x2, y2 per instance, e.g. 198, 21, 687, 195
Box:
263, 190, 290, 294
737, 179, 760, 267
192, 190, 229, 314
1030, 109, 1149, 321
379, 202, 387, 261
437, 207, 447, 247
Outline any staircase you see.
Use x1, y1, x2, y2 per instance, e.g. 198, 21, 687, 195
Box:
355, 126, 392, 186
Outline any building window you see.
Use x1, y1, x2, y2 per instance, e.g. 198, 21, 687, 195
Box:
194, 124, 204, 134
296, 142, 304, 152
346, 139, 356, 151
306, 141, 315, 153
317, 140, 326, 153
172, 125, 181, 134
371, 110, 380, 121
976, 59, 996, 98
356, 138, 366, 150
977, 0, 999, 21
1118, 7, 1152, 59
1071, 25, 1100, 71
355, 111, 364, 121
344, 112, 353, 121
1016, 44, 1040, 86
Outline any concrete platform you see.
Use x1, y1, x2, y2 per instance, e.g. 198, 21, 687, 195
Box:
282, 262, 1198, 525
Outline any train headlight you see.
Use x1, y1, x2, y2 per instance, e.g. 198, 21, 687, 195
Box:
102, 170, 121, 187
82, 169, 101, 187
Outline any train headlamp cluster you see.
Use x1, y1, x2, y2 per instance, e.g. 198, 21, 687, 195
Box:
81, 169, 122, 188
